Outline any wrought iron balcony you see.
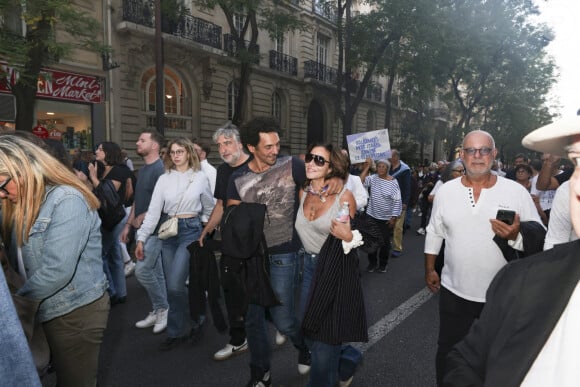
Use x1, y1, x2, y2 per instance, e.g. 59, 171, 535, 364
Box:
313, 0, 337, 21
122, 0, 222, 50
304, 60, 337, 84
223, 34, 260, 64
269, 51, 298, 76
366, 83, 383, 102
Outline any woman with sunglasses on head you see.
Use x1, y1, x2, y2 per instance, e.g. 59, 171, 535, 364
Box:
0, 135, 108, 387
359, 157, 403, 273
296, 143, 367, 387
81, 141, 132, 305
135, 137, 214, 350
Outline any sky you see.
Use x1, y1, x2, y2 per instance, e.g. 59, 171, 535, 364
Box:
535, 0, 580, 117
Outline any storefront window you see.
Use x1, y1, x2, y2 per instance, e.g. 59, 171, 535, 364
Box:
36, 99, 93, 152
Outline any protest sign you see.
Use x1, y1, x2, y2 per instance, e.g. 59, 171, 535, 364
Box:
346, 129, 391, 164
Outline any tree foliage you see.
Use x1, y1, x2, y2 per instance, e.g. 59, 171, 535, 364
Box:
0, 0, 108, 130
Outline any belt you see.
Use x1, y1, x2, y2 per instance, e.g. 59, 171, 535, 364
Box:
175, 214, 198, 219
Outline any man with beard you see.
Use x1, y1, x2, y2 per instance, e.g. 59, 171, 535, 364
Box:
198, 123, 251, 361
120, 130, 169, 333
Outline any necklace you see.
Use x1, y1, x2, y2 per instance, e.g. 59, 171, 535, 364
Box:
305, 183, 329, 203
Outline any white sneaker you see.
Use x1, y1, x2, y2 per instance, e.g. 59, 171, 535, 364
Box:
124, 261, 136, 277
135, 311, 157, 329
153, 308, 168, 334
275, 330, 287, 346
339, 376, 354, 387
213, 339, 248, 361
416, 227, 426, 236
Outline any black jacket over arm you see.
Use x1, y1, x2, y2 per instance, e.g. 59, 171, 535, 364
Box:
444, 240, 580, 387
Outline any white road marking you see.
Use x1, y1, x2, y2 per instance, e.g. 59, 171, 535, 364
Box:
354, 287, 434, 353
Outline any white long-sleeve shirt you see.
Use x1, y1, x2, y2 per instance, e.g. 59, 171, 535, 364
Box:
425, 176, 543, 302
544, 181, 578, 250
136, 169, 214, 243
344, 173, 368, 211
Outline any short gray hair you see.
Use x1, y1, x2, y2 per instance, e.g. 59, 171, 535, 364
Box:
212, 122, 241, 144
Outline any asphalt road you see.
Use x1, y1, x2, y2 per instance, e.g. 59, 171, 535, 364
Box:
44, 214, 439, 387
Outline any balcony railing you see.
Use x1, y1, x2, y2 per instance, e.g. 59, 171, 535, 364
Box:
223, 34, 260, 64
304, 60, 337, 84
313, 1, 337, 21
269, 50, 298, 76
366, 83, 383, 102
122, 0, 222, 50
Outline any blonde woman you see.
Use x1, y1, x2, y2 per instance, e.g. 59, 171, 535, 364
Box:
0, 135, 108, 387
136, 137, 214, 350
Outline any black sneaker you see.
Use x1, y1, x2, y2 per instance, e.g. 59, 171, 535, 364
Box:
298, 347, 311, 375
159, 335, 187, 351
378, 265, 387, 273
245, 367, 271, 387
366, 264, 376, 273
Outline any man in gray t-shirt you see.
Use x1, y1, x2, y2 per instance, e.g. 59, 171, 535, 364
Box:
120, 130, 169, 334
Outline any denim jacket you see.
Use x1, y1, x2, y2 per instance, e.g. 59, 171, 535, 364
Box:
14, 185, 107, 322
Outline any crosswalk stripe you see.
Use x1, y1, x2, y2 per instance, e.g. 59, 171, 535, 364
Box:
354, 287, 434, 353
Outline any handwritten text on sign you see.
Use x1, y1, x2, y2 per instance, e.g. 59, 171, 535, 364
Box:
346, 129, 391, 163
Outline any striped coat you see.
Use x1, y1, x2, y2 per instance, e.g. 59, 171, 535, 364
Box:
302, 234, 368, 345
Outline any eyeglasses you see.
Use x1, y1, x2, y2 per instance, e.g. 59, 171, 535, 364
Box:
305, 153, 330, 167
453, 169, 465, 173
516, 169, 529, 174
0, 176, 11, 195
463, 147, 493, 156
170, 149, 186, 156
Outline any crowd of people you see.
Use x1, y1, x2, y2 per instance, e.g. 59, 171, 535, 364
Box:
1, 114, 579, 387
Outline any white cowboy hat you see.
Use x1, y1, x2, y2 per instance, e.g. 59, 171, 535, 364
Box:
522, 116, 580, 156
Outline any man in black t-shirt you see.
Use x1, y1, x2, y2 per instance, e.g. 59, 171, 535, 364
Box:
198, 123, 251, 361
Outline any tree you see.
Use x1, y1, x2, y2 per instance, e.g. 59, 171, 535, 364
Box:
433, 0, 556, 159
194, 0, 306, 125
0, 0, 108, 131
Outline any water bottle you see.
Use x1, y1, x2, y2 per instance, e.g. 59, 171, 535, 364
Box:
336, 202, 350, 223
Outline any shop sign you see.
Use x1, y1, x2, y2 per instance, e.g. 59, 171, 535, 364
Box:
0, 64, 104, 103
32, 124, 49, 139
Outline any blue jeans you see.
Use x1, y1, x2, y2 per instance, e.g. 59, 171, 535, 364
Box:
135, 234, 168, 312
162, 217, 201, 338
101, 212, 128, 299
299, 251, 318, 321
245, 251, 302, 372
307, 340, 341, 387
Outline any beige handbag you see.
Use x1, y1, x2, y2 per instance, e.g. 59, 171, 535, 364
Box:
157, 178, 193, 240
158, 216, 178, 240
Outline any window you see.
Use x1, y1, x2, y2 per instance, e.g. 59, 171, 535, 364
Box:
316, 34, 329, 65
271, 91, 282, 122
228, 81, 240, 121
233, 13, 245, 34
142, 67, 186, 114
275, 34, 284, 54
141, 67, 190, 130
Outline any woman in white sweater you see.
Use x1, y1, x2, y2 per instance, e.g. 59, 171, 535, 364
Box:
136, 137, 214, 350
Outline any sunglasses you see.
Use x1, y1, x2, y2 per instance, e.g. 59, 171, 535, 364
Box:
463, 147, 493, 156
305, 153, 330, 167
453, 169, 465, 173
0, 176, 11, 195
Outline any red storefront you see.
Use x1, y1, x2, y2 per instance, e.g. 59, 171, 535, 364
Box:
0, 64, 105, 152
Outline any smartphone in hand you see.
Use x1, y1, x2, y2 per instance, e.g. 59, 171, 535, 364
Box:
496, 209, 516, 225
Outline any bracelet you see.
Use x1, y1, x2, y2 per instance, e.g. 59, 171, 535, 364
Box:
342, 229, 364, 254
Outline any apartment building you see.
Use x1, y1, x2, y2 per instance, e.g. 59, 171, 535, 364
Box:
111, 0, 389, 161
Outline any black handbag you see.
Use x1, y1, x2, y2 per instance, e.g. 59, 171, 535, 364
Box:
93, 179, 126, 230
